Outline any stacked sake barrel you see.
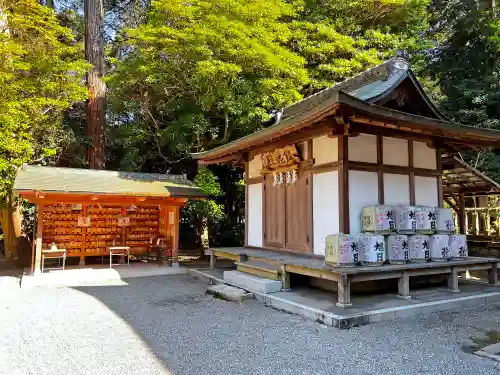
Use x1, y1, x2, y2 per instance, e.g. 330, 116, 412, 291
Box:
325, 205, 468, 267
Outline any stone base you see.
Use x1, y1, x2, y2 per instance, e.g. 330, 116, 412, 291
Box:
207, 284, 253, 302
223, 270, 282, 294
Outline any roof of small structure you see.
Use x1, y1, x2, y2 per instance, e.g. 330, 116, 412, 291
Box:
192, 57, 500, 164
13, 165, 204, 198
442, 156, 500, 196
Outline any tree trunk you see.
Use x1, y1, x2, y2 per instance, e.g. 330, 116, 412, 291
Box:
0, 195, 22, 261
84, 0, 106, 169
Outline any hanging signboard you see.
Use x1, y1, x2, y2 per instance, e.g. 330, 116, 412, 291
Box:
77, 216, 91, 227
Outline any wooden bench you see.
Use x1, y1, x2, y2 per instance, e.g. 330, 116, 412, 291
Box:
41, 248, 67, 273
285, 257, 499, 307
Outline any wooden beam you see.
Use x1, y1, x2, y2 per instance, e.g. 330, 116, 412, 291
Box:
346, 161, 442, 177
306, 160, 343, 174
22, 194, 187, 206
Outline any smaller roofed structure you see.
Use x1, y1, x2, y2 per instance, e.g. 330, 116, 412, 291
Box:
442, 156, 500, 197
13, 166, 205, 276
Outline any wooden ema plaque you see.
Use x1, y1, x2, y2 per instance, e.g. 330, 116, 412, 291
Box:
117, 216, 130, 227
77, 216, 91, 227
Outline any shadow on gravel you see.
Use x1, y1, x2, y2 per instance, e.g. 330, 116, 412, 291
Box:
71, 274, 234, 375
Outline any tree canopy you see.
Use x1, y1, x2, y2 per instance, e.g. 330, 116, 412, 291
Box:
3, 0, 500, 251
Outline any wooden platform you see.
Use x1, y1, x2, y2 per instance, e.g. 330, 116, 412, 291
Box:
208, 247, 500, 308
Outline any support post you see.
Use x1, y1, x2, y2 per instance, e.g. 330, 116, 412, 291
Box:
209, 250, 216, 269
448, 268, 460, 292
336, 274, 352, 308
459, 193, 466, 234
488, 262, 499, 285
280, 264, 291, 291
172, 206, 180, 267
397, 272, 411, 299
34, 205, 44, 275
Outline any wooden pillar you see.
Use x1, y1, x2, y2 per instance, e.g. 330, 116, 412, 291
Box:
459, 193, 466, 234
448, 267, 460, 292
338, 136, 349, 233
488, 262, 499, 285
33, 205, 45, 275
436, 149, 443, 207
409, 141, 415, 205
336, 274, 352, 307
172, 206, 180, 266
397, 272, 411, 299
280, 264, 291, 291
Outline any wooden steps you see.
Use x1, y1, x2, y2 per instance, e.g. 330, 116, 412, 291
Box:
235, 260, 281, 281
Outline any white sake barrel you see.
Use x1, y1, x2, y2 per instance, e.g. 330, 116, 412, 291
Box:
386, 234, 409, 264
449, 234, 468, 260
359, 234, 386, 266
409, 234, 430, 262
436, 208, 454, 233
429, 234, 450, 261
324, 234, 360, 267
361, 205, 395, 234
415, 206, 436, 234
395, 205, 416, 234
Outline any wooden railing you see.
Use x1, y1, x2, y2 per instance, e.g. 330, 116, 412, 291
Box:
462, 207, 500, 237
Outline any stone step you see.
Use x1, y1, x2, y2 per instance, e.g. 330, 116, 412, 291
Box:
206, 284, 253, 302
235, 260, 281, 281
223, 270, 283, 294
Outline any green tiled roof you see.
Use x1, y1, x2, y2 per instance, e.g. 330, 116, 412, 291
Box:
13, 166, 204, 198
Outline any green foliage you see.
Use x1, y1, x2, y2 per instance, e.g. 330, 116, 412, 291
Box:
424, 1, 500, 179
0, 0, 88, 207
183, 167, 225, 248
108, 0, 309, 169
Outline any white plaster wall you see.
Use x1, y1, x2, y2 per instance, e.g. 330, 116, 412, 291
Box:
348, 134, 377, 163
349, 170, 379, 234
248, 155, 262, 178
312, 171, 339, 256
247, 183, 263, 247
413, 141, 437, 170
384, 173, 410, 205
383, 137, 408, 166
313, 136, 338, 165
415, 176, 439, 207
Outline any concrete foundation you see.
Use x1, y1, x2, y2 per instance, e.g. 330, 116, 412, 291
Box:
206, 284, 254, 302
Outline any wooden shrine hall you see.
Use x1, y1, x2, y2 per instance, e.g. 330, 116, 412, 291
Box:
13, 165, 204, 275
191, 56, 500, 307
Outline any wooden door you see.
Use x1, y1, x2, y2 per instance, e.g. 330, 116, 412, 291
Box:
285, 173, 312, 252
264, 174, 286, 248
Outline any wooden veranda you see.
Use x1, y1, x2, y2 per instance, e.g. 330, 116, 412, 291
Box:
13, 166, 205, 275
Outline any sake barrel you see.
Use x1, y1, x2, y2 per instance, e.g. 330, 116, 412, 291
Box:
449, 234, 468, 260
324, 234, 360, 267
361, 205, 395, 234
429, 234, 450, 262
386, 234, 409, 264
359, 234, 386, 266
415, 206, 436, 234
436, 208, 454, 233
409, 234, 430, 262
395, 205, 416, 234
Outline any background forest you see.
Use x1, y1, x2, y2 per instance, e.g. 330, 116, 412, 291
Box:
2, 0, 500, 255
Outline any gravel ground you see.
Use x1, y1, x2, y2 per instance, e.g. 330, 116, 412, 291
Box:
1, 274, 500, 375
